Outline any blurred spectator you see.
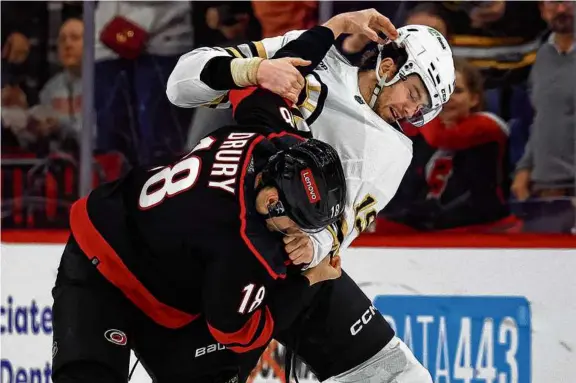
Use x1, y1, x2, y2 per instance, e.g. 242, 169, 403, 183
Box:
382, 58, 511, 231
338, 3, 449, 67
415, 1, 548, 187
94, 1, 194, 165
404, 3, 449, 37
38, 18, 84, 140
1, 84, 32, 150
2, 18, 84, 156
252, 1, 317, 38
187, 3, 258, 149
2, 30, 30, 65
432, 1, 547, 89
205, 3, 253, 42
512, 1, 575, 202
192, 2, 260, 48
1, 1, 51, 106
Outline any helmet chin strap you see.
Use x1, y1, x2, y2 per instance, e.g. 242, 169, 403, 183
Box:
369, 50, 406, 132
368, 50, 401, 109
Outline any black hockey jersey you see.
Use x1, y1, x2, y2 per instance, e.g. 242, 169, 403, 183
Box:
69, 88, 313, 353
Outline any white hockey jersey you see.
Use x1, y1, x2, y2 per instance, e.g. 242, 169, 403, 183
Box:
167, 31, 413, 267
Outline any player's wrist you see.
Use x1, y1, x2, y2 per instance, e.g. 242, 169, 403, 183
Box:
302, 269, 320, 285
322, 14, 347, 39
230, 57, 265, 87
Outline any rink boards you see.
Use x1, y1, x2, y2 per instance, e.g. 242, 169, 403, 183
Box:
1, 243, 575, 383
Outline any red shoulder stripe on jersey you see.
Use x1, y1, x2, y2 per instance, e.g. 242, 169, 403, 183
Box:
207, 307, 274, 353
229, 87, 257, 114
238, 136, 287, 280
70, 197, 198, 329
229, 87, 293, 114
266, 131, 306, 141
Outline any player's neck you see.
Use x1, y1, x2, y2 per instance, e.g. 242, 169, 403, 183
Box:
357, 71, 377, 106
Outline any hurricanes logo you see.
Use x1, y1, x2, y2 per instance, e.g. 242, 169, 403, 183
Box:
300, 169, 321, 203
104, 329, 128, 346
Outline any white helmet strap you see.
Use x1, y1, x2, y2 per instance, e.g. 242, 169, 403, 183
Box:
369, 51, 398, 109
368, 35, 409, 109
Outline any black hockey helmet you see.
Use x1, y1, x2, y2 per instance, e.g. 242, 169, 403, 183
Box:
261, 139, 346, 231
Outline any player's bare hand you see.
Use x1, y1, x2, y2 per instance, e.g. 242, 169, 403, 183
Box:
256, 57, 310, 104
303, 255, 342, 286
342, 34, 372, 54
283, 227, 313, 265
511, 169, 531, 201
324, 8, 398, 44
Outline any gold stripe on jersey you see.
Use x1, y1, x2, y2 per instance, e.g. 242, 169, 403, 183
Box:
204, 94, 225, 106
225, 47, 244, 58
202, 94, 230, 109
302, 101, 316, 113
297, 76, 321, 117
296, 72, 328, 126
353, 195, 378, 233
326, 224, 342, 258
254, 41, 268, 59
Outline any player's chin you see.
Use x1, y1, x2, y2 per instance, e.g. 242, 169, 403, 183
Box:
378, 106, 396, 124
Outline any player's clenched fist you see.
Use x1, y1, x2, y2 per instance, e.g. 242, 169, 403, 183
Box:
303, 255, 342, 285
256, 57, 310, 104
283, 227, 314, 265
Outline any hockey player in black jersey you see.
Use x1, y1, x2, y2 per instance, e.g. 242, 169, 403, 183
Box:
50, 86, 347, 382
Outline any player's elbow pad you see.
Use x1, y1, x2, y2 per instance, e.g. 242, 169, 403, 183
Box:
207, 307, 274, 353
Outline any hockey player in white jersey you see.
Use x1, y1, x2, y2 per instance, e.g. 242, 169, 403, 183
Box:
167, 9, 455, 383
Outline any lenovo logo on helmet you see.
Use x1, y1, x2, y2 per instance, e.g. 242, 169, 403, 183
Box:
300, 169, 321, 204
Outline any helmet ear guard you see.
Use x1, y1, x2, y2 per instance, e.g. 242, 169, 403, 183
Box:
369, 25, 456, 127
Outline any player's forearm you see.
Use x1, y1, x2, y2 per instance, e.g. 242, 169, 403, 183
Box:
266, 273, 320, 332
166, 47, 231, 108
270, 26, 336, 77
200, 25, 336, 93
322, 13, 350, 40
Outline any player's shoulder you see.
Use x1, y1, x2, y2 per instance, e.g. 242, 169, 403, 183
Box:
370, 120, 414, 158
472, 112, 510, 136
213, 211, 288, 280
358, 121, 413, 181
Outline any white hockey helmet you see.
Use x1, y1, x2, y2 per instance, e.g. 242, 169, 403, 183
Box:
369, 25, 455, 127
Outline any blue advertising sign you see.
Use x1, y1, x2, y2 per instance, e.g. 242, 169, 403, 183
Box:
374, 296, 531, 383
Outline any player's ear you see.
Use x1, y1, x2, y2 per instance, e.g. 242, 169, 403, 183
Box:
378, 57, 396, 81
255, 186, 279, 214
265, 189, 280, 209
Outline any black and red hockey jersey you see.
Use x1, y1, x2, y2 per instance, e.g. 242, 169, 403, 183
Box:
69, 88, 313, 353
